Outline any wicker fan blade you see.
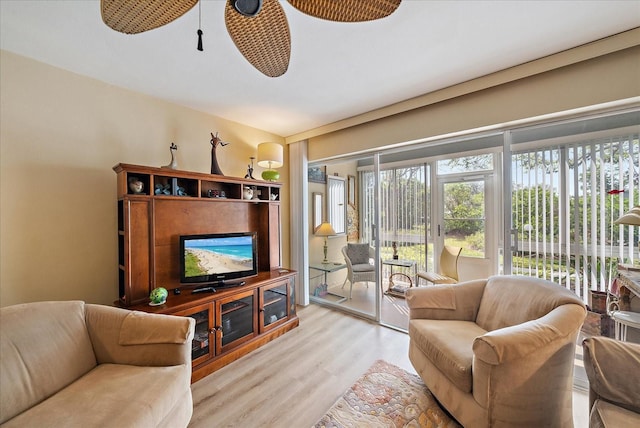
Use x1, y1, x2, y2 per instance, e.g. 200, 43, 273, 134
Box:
287, 0, 401, 22
225, 0, 291, 77
101, 0, 198, 34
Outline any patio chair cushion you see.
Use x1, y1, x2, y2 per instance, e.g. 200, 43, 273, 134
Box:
346, 243, 370, 265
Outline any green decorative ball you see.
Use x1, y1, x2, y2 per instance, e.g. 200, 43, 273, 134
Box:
261, 170, 280, 181
149, 287, 168, 304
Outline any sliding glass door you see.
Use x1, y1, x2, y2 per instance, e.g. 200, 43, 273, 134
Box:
307, 107, 638, 333
308, 155, 381, 322
361, 164, 429, 330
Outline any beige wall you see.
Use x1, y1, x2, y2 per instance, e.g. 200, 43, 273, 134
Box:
0, 50, 288, 307
307, 45, 640, 161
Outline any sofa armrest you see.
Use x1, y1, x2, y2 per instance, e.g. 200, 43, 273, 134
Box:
473, 304, 585, 365
583, 336, 640, 413
85, 304, 195, 367
405, 279, 486, 320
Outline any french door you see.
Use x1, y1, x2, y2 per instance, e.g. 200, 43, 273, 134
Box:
432, 152, 499, 279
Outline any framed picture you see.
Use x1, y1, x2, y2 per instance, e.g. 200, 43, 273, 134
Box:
308, 166, 326, 184
348, 175, 356, 207
312, 193, 323, 231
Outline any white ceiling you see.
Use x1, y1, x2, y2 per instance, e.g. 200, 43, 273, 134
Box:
1, 1, 639, 138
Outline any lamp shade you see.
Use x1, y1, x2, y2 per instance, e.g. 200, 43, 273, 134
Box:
315, 221, 336, 236
614, 206, 640, 226
257, 143, 283, 169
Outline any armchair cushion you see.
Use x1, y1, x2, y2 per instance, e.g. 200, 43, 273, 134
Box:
410, 319, 486, 392
583, 336, 640, 416
346, 243, 370, 265
590, 400, 640, 428
352, 263, 375, 272
406, 279, 487, 321
475, 275, 584, 332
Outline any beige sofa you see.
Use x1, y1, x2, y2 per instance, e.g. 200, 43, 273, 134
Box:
0, 301, 195, 427
582, 336, 640, 427
406, 275, 586, 427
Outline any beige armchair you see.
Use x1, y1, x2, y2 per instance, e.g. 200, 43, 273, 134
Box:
0, 301, 195, 427
582, 336, 640, 427
417, 245, 461, 285
341, 244, 376, 299
406, 275, 586, 427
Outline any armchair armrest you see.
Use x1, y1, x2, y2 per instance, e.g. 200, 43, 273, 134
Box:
473, 304, 585, 365
583, 336, 640, 413
85, 304, 195, 367
470, 304, 586, 416
405, 279, 486, 321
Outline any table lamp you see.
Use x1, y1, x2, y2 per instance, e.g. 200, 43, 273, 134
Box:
257, 142, 283, 181
614, 205, 640, 259
315, 221, 336, 263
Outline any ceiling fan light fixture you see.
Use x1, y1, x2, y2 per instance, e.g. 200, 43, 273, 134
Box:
232, 0, 264, 17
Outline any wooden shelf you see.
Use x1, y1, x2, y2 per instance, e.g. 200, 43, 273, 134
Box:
114, 163, 283, 306
114, 163, 281, 202
114, 163, 295, 382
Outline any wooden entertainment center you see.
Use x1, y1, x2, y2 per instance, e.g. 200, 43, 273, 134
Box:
114, 163, 298, 382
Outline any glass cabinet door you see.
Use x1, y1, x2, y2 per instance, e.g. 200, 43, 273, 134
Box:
217, 290, 257, 354
260, 280, 289, 332
175, 303, 215, 366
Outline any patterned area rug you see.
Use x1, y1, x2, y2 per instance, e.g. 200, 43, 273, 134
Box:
314, 360, 461, 428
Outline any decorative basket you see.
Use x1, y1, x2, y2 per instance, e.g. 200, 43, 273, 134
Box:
386, 273, 412, 297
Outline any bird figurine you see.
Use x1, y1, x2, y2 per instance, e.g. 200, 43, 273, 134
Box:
210, 132, 230, 175
162, 142, 178, 169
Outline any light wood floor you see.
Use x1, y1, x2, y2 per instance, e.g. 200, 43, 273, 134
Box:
190, 304, 589, 428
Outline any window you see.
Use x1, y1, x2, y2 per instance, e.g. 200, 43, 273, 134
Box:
327, 176, 346, 235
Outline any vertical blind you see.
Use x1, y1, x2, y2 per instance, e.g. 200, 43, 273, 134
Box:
360, 165, 429, 270
511, 133, 639, 299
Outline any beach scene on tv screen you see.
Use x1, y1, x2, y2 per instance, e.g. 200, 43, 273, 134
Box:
184, 236, 253, 277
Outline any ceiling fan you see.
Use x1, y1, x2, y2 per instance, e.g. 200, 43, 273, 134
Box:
101, 0, 402, 77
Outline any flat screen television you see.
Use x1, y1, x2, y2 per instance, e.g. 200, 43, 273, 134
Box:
179, 232, 258, 288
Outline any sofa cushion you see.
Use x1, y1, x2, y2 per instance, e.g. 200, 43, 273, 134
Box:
0, 301, 97, 424
346, 243, 370, 265
475, 275, 584, 332
409, 319, 486, 393
590, 399, 640, 428
1, 363, 190, 427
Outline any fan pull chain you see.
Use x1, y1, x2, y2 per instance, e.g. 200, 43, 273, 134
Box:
197, 0, 203, 51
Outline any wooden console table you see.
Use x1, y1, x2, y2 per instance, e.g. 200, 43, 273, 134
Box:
616, 267, 640, 311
